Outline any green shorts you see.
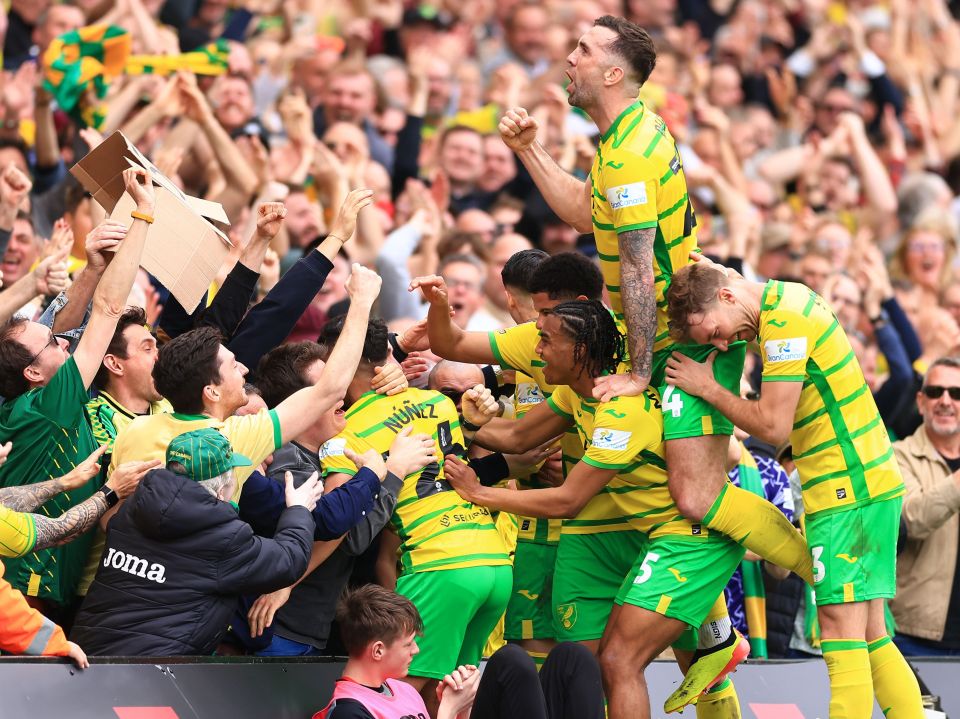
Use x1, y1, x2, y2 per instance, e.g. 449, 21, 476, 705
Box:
397, 564, 513, 679
505, 541, 557, 641
615, 534, 745, 628
651, 341, 747, 441
806, 497, 901, 607
552, 531, 646, 641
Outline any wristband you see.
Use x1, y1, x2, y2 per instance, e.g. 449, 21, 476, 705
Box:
388, 333, 409, 363
97, 485, 120, 508
131, 210, 155, 224
461, 417, 483, 432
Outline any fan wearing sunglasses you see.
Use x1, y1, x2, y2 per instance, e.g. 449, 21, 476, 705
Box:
890, 356, 960, 658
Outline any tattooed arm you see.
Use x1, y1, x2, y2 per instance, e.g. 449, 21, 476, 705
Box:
0, 478, 70, 513
592, 228, 657, 402
32, 492, 110, 550
618, 227, 657, 383
0, 445, 108, 513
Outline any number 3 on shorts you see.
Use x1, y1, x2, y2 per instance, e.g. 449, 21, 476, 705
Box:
633, 551, 661, 584
811, 545, 825, 584
662, 385, 684, 418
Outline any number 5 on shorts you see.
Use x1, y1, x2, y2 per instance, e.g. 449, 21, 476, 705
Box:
633, 551, 661, 584
811, 545, 825, 584
662, 386, 683, 418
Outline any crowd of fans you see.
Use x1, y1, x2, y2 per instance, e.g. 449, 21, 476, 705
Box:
1, 0, 960, 712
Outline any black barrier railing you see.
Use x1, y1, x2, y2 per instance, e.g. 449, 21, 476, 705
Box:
0, 657, 955, 718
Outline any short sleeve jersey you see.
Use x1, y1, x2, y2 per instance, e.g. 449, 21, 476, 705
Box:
319, 388, 509, 576
488, 322, 584, 478
0, 356, 100, 603
758, 281, 904, 516
546, 384, 707, 539
0, 505, 35, 558
77, 408, 282, 596
590, 100, 698, 353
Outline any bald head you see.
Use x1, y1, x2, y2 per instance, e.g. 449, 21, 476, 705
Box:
428, 360, 485, 410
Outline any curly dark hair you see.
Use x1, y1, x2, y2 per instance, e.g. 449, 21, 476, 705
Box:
153, 326, 223, 414
528, 252, 604, 301
542, 300, 625, 378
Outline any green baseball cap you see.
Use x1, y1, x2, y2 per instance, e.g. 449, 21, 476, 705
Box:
166, 428, 252, 482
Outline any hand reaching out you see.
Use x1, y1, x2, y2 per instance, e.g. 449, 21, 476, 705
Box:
329, 188, 374, 242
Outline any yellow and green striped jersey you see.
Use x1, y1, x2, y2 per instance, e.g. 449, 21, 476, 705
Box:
590, 99, 698, 353
319, 388, 509, 575
511, 370, 562, 545
758, 281, 905, 516
489, 323, 583, 543
547, 383, 710, 539
0, 505, 36, 559
489, 322, 584, 475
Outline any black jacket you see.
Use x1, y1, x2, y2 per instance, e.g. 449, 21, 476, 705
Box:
71, 469, 313, 656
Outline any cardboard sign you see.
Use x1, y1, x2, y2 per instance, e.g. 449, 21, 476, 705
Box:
70, 132, 232, 313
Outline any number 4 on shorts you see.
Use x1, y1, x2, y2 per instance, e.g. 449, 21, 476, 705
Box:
633, 552, 661, 584
662, 385, 684, 418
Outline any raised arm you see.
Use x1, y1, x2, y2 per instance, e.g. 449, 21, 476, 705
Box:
72, 168, 154, 389
271, 264, 381, 444
229, 190, 373, 372
409, 275, 497, 363
500, 107, 592, 233
0, 253, 68, 324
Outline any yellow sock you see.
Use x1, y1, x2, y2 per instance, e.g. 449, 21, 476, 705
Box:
868, 636, 924, 719
703, 483, 813, 583
696, 678, 741, 719
822, 639, 873, 719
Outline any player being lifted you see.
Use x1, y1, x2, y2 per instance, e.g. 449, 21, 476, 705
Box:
442, 300, 744, 719
496, 15, 812, 702
664, 259, 923, 719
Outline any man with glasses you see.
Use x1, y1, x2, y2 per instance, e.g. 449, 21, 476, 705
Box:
0, 168, 154, 614
440, 254, 501, 332
891, 357, 960, 657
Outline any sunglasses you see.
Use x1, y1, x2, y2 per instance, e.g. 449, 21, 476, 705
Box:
921, 385, 960, 400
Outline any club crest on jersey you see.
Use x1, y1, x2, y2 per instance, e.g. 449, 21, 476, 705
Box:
764, 337, 807, 363
591, 428, 631, 450
606, 182, 647, 209
556, 603, 578, 629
